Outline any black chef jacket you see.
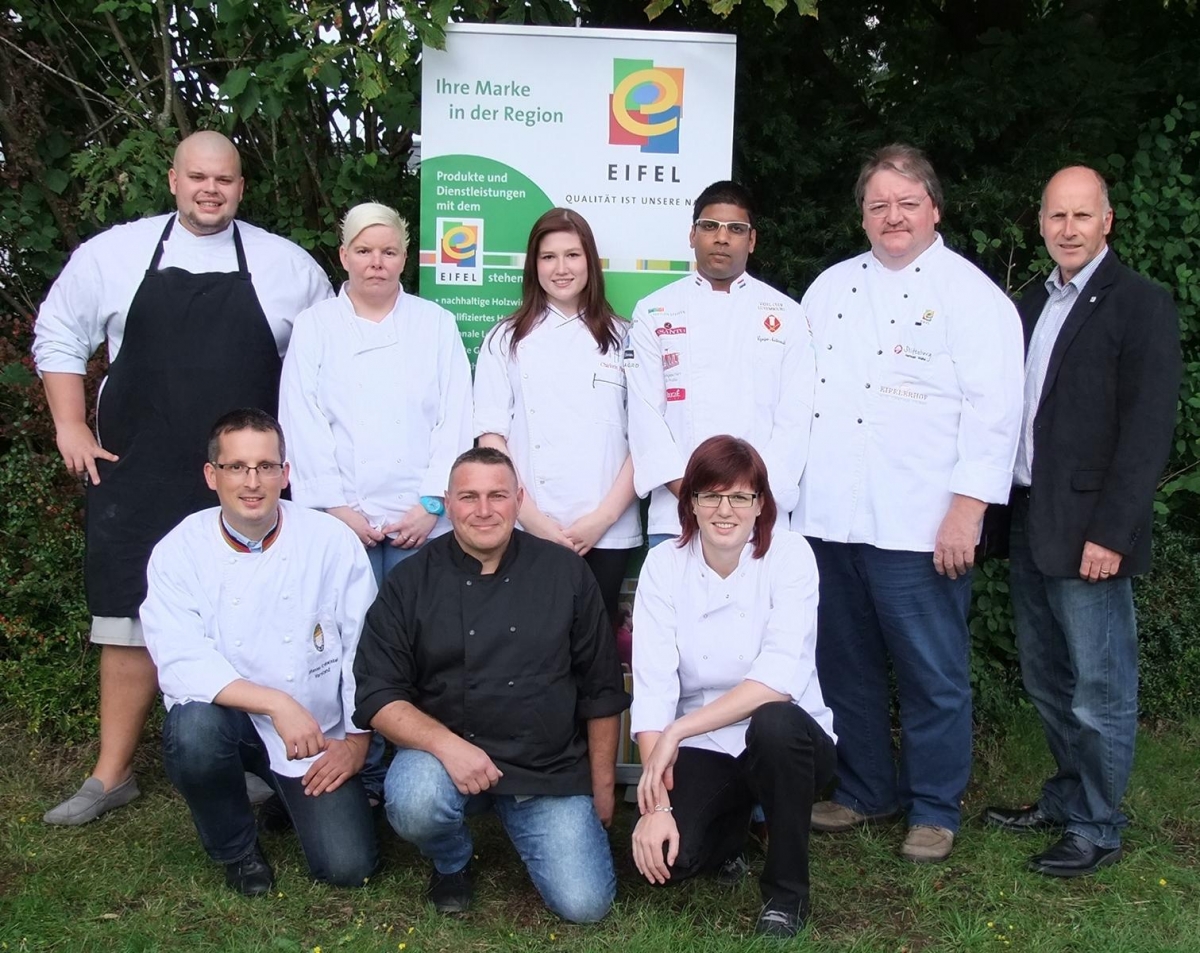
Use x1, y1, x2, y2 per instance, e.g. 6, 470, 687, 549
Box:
353, 530, 630, 796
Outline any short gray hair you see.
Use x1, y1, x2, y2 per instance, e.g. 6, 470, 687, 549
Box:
854, 143, 944, 212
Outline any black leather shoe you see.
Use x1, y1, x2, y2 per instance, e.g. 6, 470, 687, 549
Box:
715, 852, 750, 887
983, 803, 1062, 833
224, 841, 275, 896
1028, 833, 1122, 878
755, 902, 806, 939
256, 794, 293, 834
428, 863, 473, 914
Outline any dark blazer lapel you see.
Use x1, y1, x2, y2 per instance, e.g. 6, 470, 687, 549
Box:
1039, 251, 1120, 401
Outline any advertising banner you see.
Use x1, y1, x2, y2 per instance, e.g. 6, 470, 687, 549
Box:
418, 23, 737, 358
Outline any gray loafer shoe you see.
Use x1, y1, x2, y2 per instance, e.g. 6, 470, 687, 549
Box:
43, 776, 140, 826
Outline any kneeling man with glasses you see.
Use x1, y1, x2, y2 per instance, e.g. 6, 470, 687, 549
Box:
141, 408, 379, 895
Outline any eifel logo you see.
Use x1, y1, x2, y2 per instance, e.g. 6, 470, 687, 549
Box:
763, 314, 782, 333
609, 59, 684, 154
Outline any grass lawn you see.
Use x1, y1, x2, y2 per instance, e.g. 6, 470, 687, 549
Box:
2, 708, 1197, 952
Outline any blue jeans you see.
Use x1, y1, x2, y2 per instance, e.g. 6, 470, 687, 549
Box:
1008, 497, 1136, 849
363, 542, 421, 798
163, 701, 378, 886
808, 539, 973, 831
384, 749, 616, 922
367, 540, 420, 587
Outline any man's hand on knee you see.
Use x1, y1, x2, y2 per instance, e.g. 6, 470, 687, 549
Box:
303, 732, 370, 796
436, 735, 503, 795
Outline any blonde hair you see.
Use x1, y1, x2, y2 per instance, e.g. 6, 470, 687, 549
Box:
340, 202, 409, 248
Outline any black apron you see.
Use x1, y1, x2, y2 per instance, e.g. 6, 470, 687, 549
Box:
85, 216, 282, 617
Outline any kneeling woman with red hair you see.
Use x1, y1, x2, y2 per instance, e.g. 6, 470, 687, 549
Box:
630, 434, 836, 939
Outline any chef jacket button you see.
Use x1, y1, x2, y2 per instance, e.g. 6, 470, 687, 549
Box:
235, 640, 242, 646
538, 479, 545, 485
508, 680, 515, 687
510, 626, 517, 632
286, 675, 294, 682
891, 319, 896, 324
826, 344, 832, 350
284, 637, 291, 643
232, 598, 240, 606
703, 655, 708, 660
466, 580, 472, 586
903, 293, 909, 299
740, 612, 746, 618
852, 287, 857, 293
865, 383, 871, 389
522, 373, 529, 379
504, 577, 510, 583
820, 378, 825, 383
877, 350, 883, 355
535, 444, 541, 449
814, 413, 820, 418
739, 655, 744, 660
837, 313, 843, 319
228, 557, 236, 564
857, 418, 863, 424
530, 408, 536, 413
915, 267, 921, 273
469, 629, 475, 635
862, 262, 867, 269
702, 613, 708, 619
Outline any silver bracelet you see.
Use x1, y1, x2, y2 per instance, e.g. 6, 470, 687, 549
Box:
653, 804, 673, 813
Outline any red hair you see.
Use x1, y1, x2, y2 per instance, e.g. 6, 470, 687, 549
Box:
676, 435, 777, 559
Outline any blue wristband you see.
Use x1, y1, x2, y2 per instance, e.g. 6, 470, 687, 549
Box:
420, 495, 445, 517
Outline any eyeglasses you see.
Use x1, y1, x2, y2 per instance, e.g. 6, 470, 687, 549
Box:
693, 491, 759, 509
694, 219, 752, 237
212, 462, 285, 479
864, 197, 929, 218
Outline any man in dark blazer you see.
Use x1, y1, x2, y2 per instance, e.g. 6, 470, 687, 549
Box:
984, 166, 1181, 876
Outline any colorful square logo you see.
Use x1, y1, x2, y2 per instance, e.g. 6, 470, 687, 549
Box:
436, 218, 484, 286
609, 58, 684, 155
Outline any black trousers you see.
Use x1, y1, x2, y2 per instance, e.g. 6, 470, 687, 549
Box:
583, 546, 634, 627
664, 702, 836, 911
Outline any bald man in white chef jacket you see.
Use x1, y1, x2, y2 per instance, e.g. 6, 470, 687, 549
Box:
624, 180, 816, 546
142, 409, 378, 896
793, 144, 1023, 864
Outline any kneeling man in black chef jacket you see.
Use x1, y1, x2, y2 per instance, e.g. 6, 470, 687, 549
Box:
354, 447, 629, 922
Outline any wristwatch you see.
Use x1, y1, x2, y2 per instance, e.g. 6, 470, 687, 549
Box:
419, 495, 445, 517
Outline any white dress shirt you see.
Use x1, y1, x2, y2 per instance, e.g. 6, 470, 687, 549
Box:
624, 273, 816, 536
141, 501, 378, 777
473, 308, 641, 549
630, 531, 834, 757
792, 236, 1024, 551
278, 287, 474, 536
32, 214, 333, 374
1013, 247, 1109, 486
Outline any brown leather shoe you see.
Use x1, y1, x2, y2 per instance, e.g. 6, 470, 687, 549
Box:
811, 800, 898, 832
900, 825, 955, 863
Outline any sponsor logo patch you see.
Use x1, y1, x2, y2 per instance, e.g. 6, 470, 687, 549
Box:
666, 387, 686, 402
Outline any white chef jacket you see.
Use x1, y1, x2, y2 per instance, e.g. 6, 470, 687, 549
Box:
624, 273, 816, 536
278, 287, 474, 536
141, 501, 377, 777
792, 236, 1023, 552
32, 214, 333, 374
473, 309, 642, 549
630, 531, 834, 756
